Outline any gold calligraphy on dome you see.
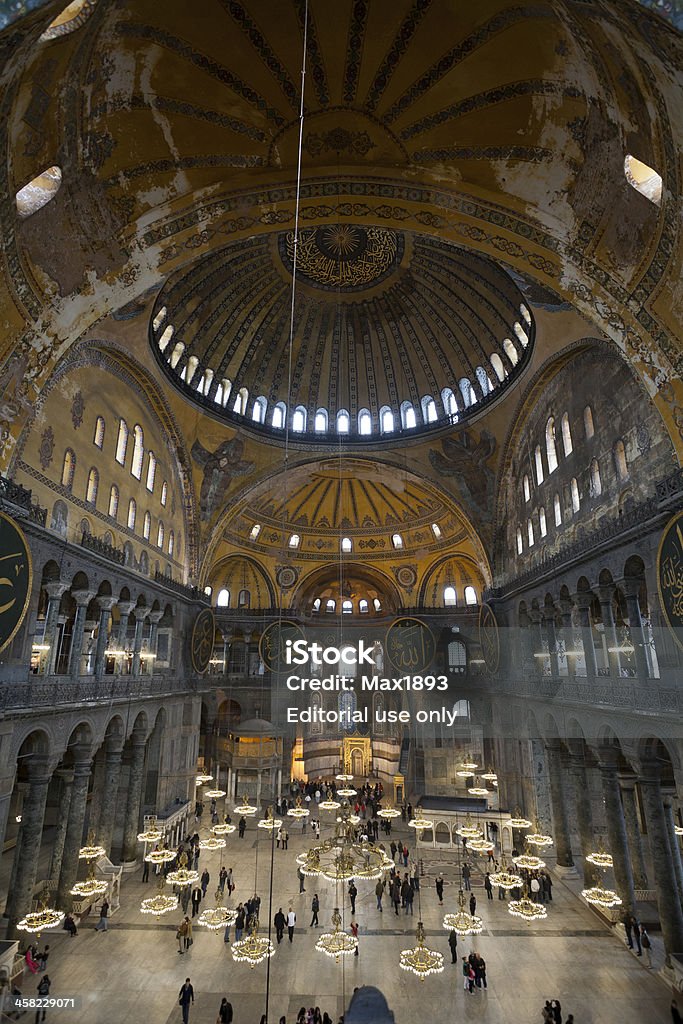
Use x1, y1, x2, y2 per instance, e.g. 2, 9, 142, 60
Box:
285, 226, 399, 289
659, 515, 683, 642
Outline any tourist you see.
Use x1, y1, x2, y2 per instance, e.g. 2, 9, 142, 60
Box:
191, 884, 202, 916
177, 917, 188, 954
348, 880, 357, 915
218, 866, 227, 893
287, 907, 297, 942
375, 877, 384, 911
274, 907, 285, 943
311, 894, 319, 926
24, 947, 39, 973
631, 914, 643, 955
200, 868, 210, 897
37, 945, 49, 972
35, 974, 50, 1022
298, 867, 306, 893
178, 978, 194, 1024
484, 872, 493, 900
63, 914, 77, 937
435, 875, 444, 905
641, 925, 653, 966
94, 899, 109, 932
234, 905, 245, 942
217, 997, 233, 1022
183, 915, 193, 952
469, 893, 477, 916
448, 929, 458, 963
238, 817, 246, 838
462, 863, 471, 891
350, 920, 359, 956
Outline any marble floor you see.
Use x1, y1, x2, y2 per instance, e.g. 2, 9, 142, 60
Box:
9, 817, 675, 1024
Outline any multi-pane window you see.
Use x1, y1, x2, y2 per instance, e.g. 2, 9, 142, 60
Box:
61, 449, 76, 489
131, 425, 144, 480
115, 420, 128, 464
93, 416, 105, 449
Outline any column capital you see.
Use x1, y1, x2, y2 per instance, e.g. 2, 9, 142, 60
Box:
97, 596, 117, 612
572, 592, 594, 611
635, 757, 662, 784
595, 584, 616, 604
594, 744, 621, 772
617, 773, 638, 791
44, 582, 68, 600
133, 606, 151, 621
147, 610, 163, 624
72, 759, 93, 780
117, 601, 135, 616
72, 589, 96, 607
527, 608, 543, 625
619, 577, 643, 600
26, 754, 54, 784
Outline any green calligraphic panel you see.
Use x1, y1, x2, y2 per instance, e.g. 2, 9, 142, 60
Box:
478, 602, 500, 673
657, 510, 683, 650
0, 511, 32, 654
385, 617, 435, 674
190, 608, 215, 674
259, 620, 305, 673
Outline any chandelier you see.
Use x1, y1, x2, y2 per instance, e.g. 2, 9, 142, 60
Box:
196, 773, 213, 785
145, 846, 176, 866
166, 852, 199, 887
586, 850, 613, 869
467, 778, 490, 797
377, 803, 401, 820
315, 907, 357, 960
336, 773, 353, 782
197, 889, 238, 931
204, 788, 226, 799
319, 798, 341, 811
17, 903, 65, 936
508, 886, 547, 922
140, 877, 178, 918
78, 833, 106, 861
337, 786, 357, 797
199, 836, 227, 851
297, 801, 392, 881
71, 832, 108, 897
525, 822, 554, 848
232, 920, 275, 967
455, 759, 479, 778
480, 770, 498, 782
258, 807, 283, 831
234, 795, 258, 816
212, 822, 236, 836
399, 921, 444, 980
490, 860, 523, 890
442, 889, 483, 936
466, 836, 494, 854
287, 797, 310, 819
509, 809, 533, 829
408, 808, 434, 833
137, 817, 163, 843
581, 885, 622, 909
455, 816, 482, 840
512, 850, 546, 871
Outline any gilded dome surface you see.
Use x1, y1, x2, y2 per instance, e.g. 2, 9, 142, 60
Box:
151, 229, 533, 440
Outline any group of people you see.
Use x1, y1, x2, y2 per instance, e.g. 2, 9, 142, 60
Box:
461, 951, 487, 992
542, 999, 574, 1023
623, 912, 653, 965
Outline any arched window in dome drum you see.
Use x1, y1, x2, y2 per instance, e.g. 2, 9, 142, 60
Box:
400, 401, 416, 429
169, 342, 184, 369
475, 366, 491, 396
392, 534, 403, 550
516, 528, 523, 554
93, 416, 105, 448
373, 598, 382, 611
160, 481, 167, 507
539, 507, 547, 537
314, 408, 328, 432
561, 412, 573, 456
214, 379, 231, 407
571, 477, 580, 512
341, 537, 352, 552
514, 322, 529, 347
584, 405, 595, 439
146, 452, 156, 492
252, 396, 267, 424
421, 396, 437, 423
131, 425, 144, 480
358, 409, 372, 435
153, 306, 167, 331
527, 518, 534, 547
614, 439, 628, 481
115, 419, 128, 465
181, 355, 199, 385
459, 378, 473, 408
158, 325, 174, 353
465, 586, 478, 606
238, 589, 250, 608
127, 498, 136, 531
157, 521, 164, 549
534, 445, 544, 485
326, 599, 336, 613
490, 353, 506, 382
217, 588, 230, 608
336, 409, 350, 433
503, 338, 519, 367
292, 406, 307, 432
168, 532, 174, 557
108, 485, 119, 519
546, 417, 558, 474
590, 458, 602, 497
233, 387, 249, 415
272, 402, 286, 429
554, 493, 562, 526
201, 368, 214, 396
441, 387, 458, 417
380, 406, 394, 433
342, 600, 352, 614
61, 449, 76, 489
520, 304, 532, 327
143, 511, 151, 540
204, 586, 212, 598
523, 474, 530, 502
85, 467, 98, 505
289, 534, 300, 548
359, 599, 368, 614
15, 166, 62, 217
444, 586, 457, 607
312, 598, 321, 613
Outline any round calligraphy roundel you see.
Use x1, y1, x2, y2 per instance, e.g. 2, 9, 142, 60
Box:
0, 512, 32, 655
385, 617, 436, 674
478, 602, 500, 673
190, 608, 215, 674
259, 620, 305, 672
657, 510, 683, 650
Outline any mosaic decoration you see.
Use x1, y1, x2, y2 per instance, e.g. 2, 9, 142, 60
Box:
280, 225, 402, 291
429, 428, 497, 523
394, 565, 417, 593
276, 565, 298, 590
71, 391, 85, 429
657, 510, 683, 651
304, 128, 376, 158
38, 426, 54, 470
191, 436, 254, 517
0, 511, 32, 655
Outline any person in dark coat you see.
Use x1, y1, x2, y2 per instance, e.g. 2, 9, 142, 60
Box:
178, 979, 194, 1024
435, 875, 444, 905
274, 907, 286, 943
469, 893, 477, 916
448, 930, 458, 963
310, 894, 319, 927
218, 998, 233, 1023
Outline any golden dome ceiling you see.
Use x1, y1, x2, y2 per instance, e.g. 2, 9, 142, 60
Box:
151, 229, 532, 437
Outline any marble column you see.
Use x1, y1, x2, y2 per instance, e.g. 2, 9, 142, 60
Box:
567, 750, 598, 885
132, 607, 150, 677
147, 610, 163, 659
97, 740, 124, 857
596, 584, 621, 677
663, 794, 683, 904
68, 590, 95, 679
559, 598, 576, 679
638, 761, 683, 962
56, 756, 92, 909
116, 601, 135, 649
546, 742, 574, 868
619, 776, 648, 889
528, 609, 544, 678
48, 769, 74, 884
621, 579, 650, 679
597, 751, 636, 914
543, 610, 559, 678
6, 758, 52, 937
573, 593, 597, 681
43, 583, 68, 675
121, 734, 147, 862
94, 597, 117, 680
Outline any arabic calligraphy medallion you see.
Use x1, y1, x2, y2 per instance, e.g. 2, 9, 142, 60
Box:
0, 511, 32, 655
478, 602, 500, 673
657, 510, 683, 650
259, 620, 305, 672
190, 608, 215, 674
385, 617, 435, 674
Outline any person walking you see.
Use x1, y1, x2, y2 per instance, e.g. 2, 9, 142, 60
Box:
282, 829, 289, 850
184, 916, 193, 952
435, 875, 444, 905
484, 873, 493, 900
219, 867, 227, 893
462, 863, 471, 891
469, 893, 477, 917
35, 975, 50, 1023
287, 907, 297, 942
631, 915, 642, 955
142, 857, 150, 883
375, 878, 384, 911
310, 894, 319, 927
94, 899, 109, 932
234, 906, 245, 943
217, 998, 233, 1023
350, 920, 359, 957
448, 929, 458, 964
348, 881, 357, 915
200, 869, 210, 898
191, 885, 202, 917
178, 978, 194, 1024
641, 926, 653, 967
177, 917, 189, 954
298, 867, 306, 893
274, 907, 286, 943
238, 817, 246, 839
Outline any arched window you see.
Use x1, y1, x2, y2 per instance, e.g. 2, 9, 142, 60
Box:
421, 395, 437, 423
160, 481, 168, 507
448, 641, 467, 672
289, 534, 300, 549
516, 528, 523, 554
431, 523, 442, 539
131, 425, 144, 480
233, 387, 249, 416
61, 449, 76, 489
358, 409, 372, 435
380, 406, 394, 433
584, 405, 595, 439
464, 586, 478, 606
459, 378, 474, 408
624, 154, 662, 207
15, 166, 62, 217
143, 511, 151, 540
503, 338, 519, 366
545, 418, 558, 473
158, 324, 174, 352
204, 585, 212, 598
514, 321, 529, 347
400, 401, 416, 429
534, 445, 544, 485
127, 498, 137, 530
181, 355, 198, 385
444, 586, 457, 607
314, 408, 328, 432
571, 477, 580, 512
590, 458, 602, 497
539, 507, 547, 537
523, 474, 530, 502
238, 589, 250, 608
373, 598, 382, 611
614, 440, 628, 482
197, 368, 213, 396
292, 406, 307, 432
249, 523, 261, 541
554, 493, 562, 527
93, 416, 105, 448
341, 537, 352, 553
359, 599, 369, 614
490, 353, 506, 382
217, 588, 230, 608
527, 518, 534, 547
85, 467, 98, 505
336, 409, 350, 433
157, 521, 165, 549
146, 452, 157, 492
312, 598, 321, 613
108, 484, 119, 519
475, 366, 491, 396
520, 304, 532, 326
272, 402, 286, 429
115, 419, 128, 464
168, 530, 174, 556
252, 396, 267, 424
169, 341, 185, 369
153, 306, 167, 331
561, 412, 573, 456
326, 599, 336, 613
392, 534, 403, 550
441, 388, 458, 417
215, 379, 231, 407
342, 600, 353, 615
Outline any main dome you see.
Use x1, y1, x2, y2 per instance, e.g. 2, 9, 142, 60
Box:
150, 228, 533, 441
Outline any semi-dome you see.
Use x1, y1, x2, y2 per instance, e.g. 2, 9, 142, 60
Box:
151, 228, 533, 441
